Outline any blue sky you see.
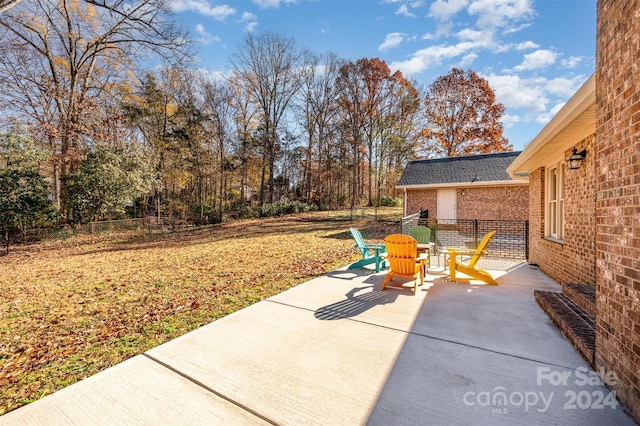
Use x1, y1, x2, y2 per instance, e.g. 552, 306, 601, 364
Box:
169, 0, 596, 152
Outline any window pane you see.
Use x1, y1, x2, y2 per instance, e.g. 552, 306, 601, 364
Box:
559, 200, 564, 240
549, 168, 557, 201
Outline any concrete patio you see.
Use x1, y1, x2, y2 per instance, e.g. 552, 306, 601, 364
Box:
1, 260, 636, 425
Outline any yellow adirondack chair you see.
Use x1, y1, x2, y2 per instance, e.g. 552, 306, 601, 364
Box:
381, 234, 429, 295
444, 230, 497, 285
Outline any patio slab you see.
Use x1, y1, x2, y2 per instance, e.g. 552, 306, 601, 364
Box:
0, 354, 270, 425
0, 262, 635, 425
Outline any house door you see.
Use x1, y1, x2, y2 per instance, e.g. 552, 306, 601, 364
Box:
437, 188, 457, 220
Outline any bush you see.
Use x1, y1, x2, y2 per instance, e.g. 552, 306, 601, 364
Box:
259, 201, 318, 217
372, 197, 402, 207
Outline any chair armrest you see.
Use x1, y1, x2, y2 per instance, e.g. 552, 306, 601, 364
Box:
363, 243, 385, 250
443, 248, 487, 256
416, 253, 429, 261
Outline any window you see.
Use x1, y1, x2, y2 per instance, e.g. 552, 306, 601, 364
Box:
546, 163, 565, 240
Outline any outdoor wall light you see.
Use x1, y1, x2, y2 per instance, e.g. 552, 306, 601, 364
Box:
567, 147, 587, 170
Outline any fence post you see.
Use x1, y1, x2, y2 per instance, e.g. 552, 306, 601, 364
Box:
473, 219, 478, 247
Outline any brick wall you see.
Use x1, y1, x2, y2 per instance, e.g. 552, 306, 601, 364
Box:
405, 189, 437, 218
405, 185, 528, 221
456, 185, 528, 220
596, 0, 640, 421
527, 136, 596, 285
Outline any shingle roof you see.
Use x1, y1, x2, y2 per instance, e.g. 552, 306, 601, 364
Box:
397, 151, 523, 187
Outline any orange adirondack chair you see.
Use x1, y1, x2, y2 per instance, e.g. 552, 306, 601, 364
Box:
445, 230, 497, 285
381, 234, 429, 295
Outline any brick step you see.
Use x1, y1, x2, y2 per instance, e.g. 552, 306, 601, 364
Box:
562, 283, 596, 316
534, 290, 595, 368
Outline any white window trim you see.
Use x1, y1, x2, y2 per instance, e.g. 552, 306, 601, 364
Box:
545, 160, 565, 242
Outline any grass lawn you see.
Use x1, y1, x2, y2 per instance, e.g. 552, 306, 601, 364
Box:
0, 209, 400, 415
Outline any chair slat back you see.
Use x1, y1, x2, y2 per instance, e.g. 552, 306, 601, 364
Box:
350, 228, 368, 256
409, 225, 431, 244
467, 231, 497, 269
384, 234, 419, 275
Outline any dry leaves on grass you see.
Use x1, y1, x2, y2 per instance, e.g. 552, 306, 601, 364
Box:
0, 212, 398, 415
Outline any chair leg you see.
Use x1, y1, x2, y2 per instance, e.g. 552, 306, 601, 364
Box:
382, 273, 393, 290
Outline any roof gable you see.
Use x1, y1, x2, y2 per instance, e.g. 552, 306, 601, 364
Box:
397, 151, 523, 187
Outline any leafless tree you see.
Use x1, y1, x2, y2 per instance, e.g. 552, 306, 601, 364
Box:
202, 79, 235, 223
297, 51, 342, 208
230, 32, 308, 204
0, 0, 22, 13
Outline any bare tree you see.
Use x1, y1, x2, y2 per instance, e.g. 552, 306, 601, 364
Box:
298, 51, 342, 208
0, 0, 22, 13
227, 70, 260, 211
230, 32, 307, 204
202, 79, 235, 223
336, 60, 367, 210
0, 0, 190, 211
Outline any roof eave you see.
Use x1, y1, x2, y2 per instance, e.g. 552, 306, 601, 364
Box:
397, 180, 528, 190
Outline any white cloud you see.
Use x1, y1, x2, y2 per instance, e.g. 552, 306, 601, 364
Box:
239, 12, 258, 32
484, 73, 548, 114
396, 4, 417, 17
501, 113, 521, 128
459, 52, 478, 67
457, 28, 484, 42
514, 49, 556, 71
516, 41, 539, 50
253, 0, 280, 8
468, 0, 533, 29
245, 21, 258, 32
319, 20, 330, 34
391, 41, 476, 74
194, 23, 220, 45
436, 21, 454, 36
429, 0, 469, 20
561, 56, 583, 69
456, 27, 500, 50
544, 75, 587, 98
170, 0, 236, 21
484, 73, 589, 125
239, 11, 257, 22
536, 101, 566, 123
379, 32, 406, 51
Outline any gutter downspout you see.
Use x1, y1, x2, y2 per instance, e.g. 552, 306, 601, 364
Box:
403, 188, 407, 217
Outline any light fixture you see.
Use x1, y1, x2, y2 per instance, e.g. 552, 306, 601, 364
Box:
567, 147, 587, 170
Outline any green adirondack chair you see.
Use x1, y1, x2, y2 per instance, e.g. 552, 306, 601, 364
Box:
409, 225, 432, 268
348, 228, 387, 272
409, 225, 431, 244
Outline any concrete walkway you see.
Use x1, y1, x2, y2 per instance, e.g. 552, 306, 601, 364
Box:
1, 261, 636, 425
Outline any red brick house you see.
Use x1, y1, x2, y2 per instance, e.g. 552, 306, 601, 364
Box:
507, 0, 640, 417
397, 152, 528, 222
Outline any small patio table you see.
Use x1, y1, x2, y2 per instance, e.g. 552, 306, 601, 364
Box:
416, 243, 434, 273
